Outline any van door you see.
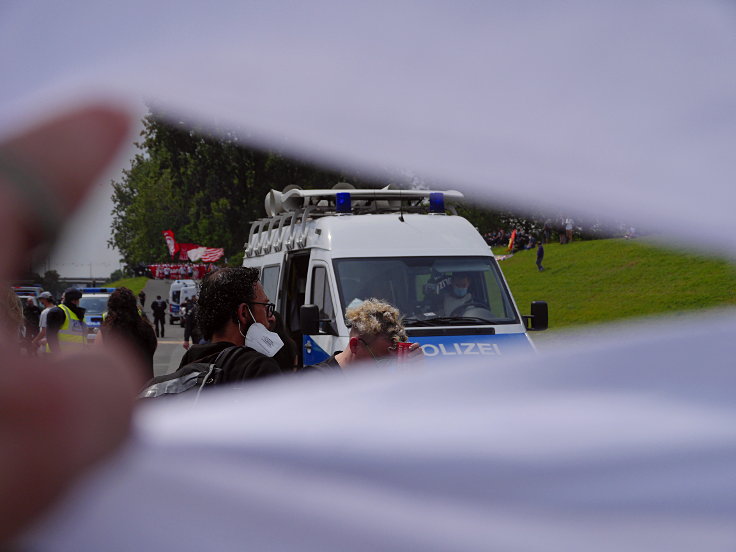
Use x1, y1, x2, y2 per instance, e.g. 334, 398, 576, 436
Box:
168, 284, 182, 322
303, 262, 342, 366
280, 251, 310, 365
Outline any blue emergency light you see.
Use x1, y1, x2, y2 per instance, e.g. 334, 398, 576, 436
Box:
335, 192, 352, 214
84, 288, 116, 293
429, 192, 445, 214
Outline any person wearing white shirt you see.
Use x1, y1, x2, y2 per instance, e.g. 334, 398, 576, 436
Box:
32, 292, 56, 352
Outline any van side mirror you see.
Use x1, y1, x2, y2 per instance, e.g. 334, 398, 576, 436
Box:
525, 301, 548, 331
300, 304, 320, 335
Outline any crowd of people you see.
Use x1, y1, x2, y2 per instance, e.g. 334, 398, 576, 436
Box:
6, 286, 159, 380
146, 263, 218, 280
483, 228, 542, 251
7, 267, 425, 399
7, 265, 424, 389
482, 217, 578, 252
160, 267, 422, 384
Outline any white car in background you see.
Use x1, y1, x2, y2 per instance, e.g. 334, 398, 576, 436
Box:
169, 279, 197, 325
13, 286, 43, 308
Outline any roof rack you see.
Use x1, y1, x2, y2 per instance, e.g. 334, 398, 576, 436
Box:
245, 187, 463, 257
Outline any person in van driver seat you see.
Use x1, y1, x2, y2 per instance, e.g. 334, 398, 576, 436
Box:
441, 272, 473, 316
177, 267, 284, 381
308, 298, 422, 372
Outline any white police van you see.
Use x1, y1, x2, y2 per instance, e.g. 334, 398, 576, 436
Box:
242, 185, 547, 366
168, 279, 197, 325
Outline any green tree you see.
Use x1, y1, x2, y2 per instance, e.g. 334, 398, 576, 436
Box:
110, 111, 588, 267
110, 112, 366, 266
41, 270, 63, 297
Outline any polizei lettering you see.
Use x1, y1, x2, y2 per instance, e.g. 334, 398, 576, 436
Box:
420, 342, 501, 357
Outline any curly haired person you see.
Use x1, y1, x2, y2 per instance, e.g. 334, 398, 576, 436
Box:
309, 298, 422, 371
98, 287, 157, 380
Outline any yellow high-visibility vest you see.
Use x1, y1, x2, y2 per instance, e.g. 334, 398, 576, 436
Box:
56, 304, 87, 349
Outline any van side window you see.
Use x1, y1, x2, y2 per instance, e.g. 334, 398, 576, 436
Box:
311, 266, 336, 333
261, 265, 280, 303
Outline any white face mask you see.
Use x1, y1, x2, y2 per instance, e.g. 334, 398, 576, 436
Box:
239, 306, 284, 357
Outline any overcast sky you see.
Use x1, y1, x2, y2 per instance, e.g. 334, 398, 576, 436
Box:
41, 116, 145, 279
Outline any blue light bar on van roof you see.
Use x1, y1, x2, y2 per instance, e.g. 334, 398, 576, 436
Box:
84, 288, 116, 293
429, 192, 445, 214
335, 192, 352, 214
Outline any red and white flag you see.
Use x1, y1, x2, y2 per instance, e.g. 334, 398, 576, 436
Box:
163, 230, 224, 262
162, 230, 179, 258
177, 243, 199, 261
187, 247, 225, 263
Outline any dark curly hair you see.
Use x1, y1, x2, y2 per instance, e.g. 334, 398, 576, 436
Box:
102, 287, 157, 380
196, 267, 260, 340
104, 287, 141, 328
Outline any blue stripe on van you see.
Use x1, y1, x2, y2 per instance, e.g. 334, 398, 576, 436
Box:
413, 333, 533, 359
303, 335, 330, 366
303, 332, 533, 366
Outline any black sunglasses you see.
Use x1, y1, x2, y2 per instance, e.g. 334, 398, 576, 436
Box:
249, 301, 275, 316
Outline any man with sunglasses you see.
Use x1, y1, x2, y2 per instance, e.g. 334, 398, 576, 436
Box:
177, 267, 284, 382
309, 298, 422, 372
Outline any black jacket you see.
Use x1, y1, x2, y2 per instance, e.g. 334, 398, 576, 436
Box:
101, 319, 157, 381
23, 304, 42, 327
183, 303, 202, 344
151, 299, 167, 318
178, 341, 283, 383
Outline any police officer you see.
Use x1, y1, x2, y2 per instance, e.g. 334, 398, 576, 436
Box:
46, 287, 87, 352
181, 295, 202, 349
441, 273, 473, 316
151, 295, 167, 338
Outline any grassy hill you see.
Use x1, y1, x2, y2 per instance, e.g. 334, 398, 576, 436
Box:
103, 276, 149, 296
495, 239, 736, 331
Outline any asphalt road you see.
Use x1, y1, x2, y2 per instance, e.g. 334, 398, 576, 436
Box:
142, 279, 189, 377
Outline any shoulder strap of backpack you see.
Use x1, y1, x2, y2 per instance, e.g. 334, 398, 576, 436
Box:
193, 346, 246, 401
213, 345, 246, 371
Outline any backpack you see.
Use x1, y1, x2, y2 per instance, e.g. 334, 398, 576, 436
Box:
139, 346, 244, 401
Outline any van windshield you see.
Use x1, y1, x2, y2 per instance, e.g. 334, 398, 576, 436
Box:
333, 256, 519, 326
79, 297, 109, 314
